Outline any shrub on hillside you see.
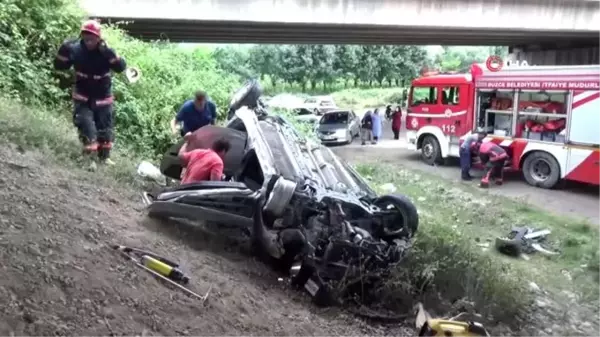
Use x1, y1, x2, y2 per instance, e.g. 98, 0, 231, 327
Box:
1, 0, 242, 159
101, 27, 240, 157
0, 0, 83, 104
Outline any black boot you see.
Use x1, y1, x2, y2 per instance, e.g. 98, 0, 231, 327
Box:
461, 170, 473, 181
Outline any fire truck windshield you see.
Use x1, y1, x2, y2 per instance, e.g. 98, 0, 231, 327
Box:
410, 86, 438, 106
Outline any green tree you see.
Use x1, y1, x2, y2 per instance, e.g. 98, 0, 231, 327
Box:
212, 46, 252, 78
333, 45, 359, 87
356, 46, 378, 86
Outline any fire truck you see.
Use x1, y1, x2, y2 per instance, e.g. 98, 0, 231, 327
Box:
405, 63, 600, 189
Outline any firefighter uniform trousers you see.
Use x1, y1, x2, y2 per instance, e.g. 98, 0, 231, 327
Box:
73, 100, 114, 160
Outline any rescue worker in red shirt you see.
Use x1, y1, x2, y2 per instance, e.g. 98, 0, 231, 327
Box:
477, 141, 508, 188
54, 20, 127, 165
178, 134, 231, 184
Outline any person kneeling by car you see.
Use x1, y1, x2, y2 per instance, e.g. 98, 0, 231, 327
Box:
178, 133, 231, 184
477, 141, 508, 188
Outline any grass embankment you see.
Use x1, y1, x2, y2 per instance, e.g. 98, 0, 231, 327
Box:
0, 98, 142, 185
356, 163, 599, 332
331, 87, 405, 111
3, 96, 598, 334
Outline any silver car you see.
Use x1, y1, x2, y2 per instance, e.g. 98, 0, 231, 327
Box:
316, 110, 361, 145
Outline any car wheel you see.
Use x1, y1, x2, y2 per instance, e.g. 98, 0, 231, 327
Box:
345, 130, 353, 145
420, 135, 442, 166
522, 151, 560, 189
373, 193, 419, 239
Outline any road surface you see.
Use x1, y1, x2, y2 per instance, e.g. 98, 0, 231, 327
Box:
331, 118, 600, 225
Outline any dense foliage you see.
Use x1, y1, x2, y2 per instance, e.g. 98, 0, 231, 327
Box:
0, 0, 240, 157
213, 45, 507, 93
0, 0, 83, 104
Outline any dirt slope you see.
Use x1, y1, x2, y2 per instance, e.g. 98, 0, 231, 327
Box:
0, 144, 408, 336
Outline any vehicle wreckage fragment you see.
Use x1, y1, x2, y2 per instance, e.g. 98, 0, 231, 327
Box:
144, 79, 419, 306
495, 227, 557, 257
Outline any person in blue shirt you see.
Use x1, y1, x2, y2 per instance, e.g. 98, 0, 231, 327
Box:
460, 128, 487, 181
171, 91, 217, 137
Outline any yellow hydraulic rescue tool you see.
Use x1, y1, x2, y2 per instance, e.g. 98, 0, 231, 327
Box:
416, 303, 490, 337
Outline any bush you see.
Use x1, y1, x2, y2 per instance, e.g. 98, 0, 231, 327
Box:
1, 0, 242, 160
101, 27, 240, 157
0, 0, 83, 104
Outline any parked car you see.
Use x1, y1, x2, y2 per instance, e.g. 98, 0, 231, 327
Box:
146, 79, 418, 306
316, 110, 361, 145
292, 107, 320, 125
303, 95, 337, 115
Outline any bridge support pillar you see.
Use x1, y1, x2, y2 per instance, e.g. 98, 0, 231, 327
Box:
508, 44, 599, 66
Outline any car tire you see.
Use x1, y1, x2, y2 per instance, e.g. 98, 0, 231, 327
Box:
420, 135, 442, 166
522, 151, 561, 189
373, 193, 419, 238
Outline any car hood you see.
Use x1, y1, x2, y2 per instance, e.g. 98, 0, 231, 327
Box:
318, 123, 348, 132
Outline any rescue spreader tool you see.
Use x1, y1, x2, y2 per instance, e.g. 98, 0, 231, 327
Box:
109, 244, 211, 303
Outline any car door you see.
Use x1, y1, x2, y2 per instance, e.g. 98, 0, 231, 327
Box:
348, 111, 359, 135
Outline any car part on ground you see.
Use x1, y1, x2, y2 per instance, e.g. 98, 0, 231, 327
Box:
495, 227, 557, 258
145, 79, 419, 306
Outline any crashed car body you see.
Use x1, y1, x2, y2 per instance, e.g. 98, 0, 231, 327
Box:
144, 80, 419, 305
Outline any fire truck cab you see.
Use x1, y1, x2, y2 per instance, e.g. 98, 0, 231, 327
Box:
406, 63, 600, 189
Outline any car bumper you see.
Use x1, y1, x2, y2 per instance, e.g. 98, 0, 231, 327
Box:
406, 131, 417, 151
319, 134, 349, 144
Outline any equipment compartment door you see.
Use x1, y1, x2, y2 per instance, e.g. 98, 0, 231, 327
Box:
568, 90, 600, 146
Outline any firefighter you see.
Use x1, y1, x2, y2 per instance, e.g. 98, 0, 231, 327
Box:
459, 128, 487, 181
477, 141, 508, 188
54, 20, 127, 166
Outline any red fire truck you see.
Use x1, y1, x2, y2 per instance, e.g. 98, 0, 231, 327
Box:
405, 63, 600, 189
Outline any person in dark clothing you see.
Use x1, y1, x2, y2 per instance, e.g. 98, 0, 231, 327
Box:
54, 20, 127, 165
477, 141, 508, 188
385, 105, 392, 120
360, 110, 373, 145
459, 128, 487, 181
391, 106, 402, 140
171, 91, 218, 137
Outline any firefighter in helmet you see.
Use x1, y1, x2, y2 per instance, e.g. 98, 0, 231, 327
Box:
54, 19, 127, 166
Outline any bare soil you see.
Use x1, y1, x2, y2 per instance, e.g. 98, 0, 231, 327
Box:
0, 144, 411, 336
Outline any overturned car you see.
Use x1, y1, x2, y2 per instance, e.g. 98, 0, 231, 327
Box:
143, 80, 419, 306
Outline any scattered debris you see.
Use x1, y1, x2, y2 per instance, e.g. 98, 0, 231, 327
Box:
415, 302, 489, 336
495, 227, 558, 257
137, 160, 164, 182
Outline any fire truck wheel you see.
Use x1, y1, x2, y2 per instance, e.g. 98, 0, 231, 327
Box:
522, 151, 560, 189
420, 135, 442, 166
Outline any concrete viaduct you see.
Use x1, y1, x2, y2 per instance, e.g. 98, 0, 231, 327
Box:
80, 0, 600, 65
